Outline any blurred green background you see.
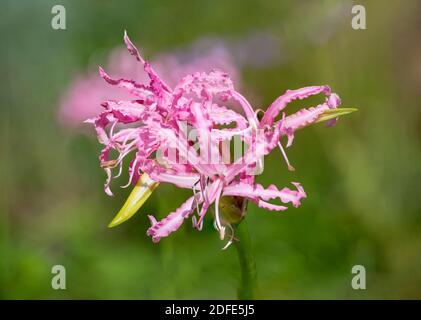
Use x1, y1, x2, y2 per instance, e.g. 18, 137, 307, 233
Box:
1, 0, 421, 299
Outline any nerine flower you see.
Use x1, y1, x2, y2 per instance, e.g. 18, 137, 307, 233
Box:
87, 32, 355, 247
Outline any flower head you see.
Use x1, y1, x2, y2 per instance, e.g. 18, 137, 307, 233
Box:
87, 32, 356, 247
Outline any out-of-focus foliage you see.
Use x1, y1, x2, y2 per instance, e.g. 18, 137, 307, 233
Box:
1, 0, 421, 299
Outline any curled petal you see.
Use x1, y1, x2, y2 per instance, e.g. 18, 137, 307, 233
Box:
190, 101, 225, 173
147, 195, 197, 243
224, 130, 268, 182
282, 104, 329, 131
85, 112, 112, 144
149, 171, 200, 189
173, 70, 234, 99
256, 200, 288, 211
223, 182, 306, 208
209, 104, 248, 129
261, 85, 331, 127
195, 179, 224, 227
99, 66, 153, 98
152, 122, 216, 177
104, 167, 113, 196
281, 103, 330, 147
123, 31, 172, 94
100, 100, 148, 123
231, 91, 259, 129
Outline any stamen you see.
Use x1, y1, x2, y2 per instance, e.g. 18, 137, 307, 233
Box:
121, 157, 138, 188
278, 141, 295, 171
212, 220, 225, 240
221, 223, 235, 250
118, 129, 137, 147
113, 161, 124, 178
109, 120, 118, 138
214, 189, 224, 239
192, 186, 201, 218
118, 140, 137, 159
192, 216, 202, 230
222, 239, 233, 250
200, 176, 209, 204
219, 226, 226, 240
197, 218, 203, 231
196, 203, 208, 229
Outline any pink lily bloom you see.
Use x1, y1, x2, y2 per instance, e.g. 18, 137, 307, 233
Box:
87, 32, 352, 247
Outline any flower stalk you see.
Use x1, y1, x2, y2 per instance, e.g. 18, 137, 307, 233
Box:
233, 219, 257, 300
219, 197, 256, 299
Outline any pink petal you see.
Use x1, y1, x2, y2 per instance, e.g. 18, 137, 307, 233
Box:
223, 182, 306, 208
279, 92, 341, 147
208, 104, 248, 129
173, 70, 234, 98
149, 171, 200, 189
261, 85, 331, 127
123, 31, 172, 94
256, 200, 288, 211
146, 195, 197, 242
99, 66, 153, 98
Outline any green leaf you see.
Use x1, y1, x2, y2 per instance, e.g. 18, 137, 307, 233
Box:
315, 108, 358, 123
108, 173, 159, 228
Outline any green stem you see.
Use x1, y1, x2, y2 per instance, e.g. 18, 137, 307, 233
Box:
233, 220, 257, 299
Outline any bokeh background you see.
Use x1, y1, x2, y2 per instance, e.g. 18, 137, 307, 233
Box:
2, 0, 421, 299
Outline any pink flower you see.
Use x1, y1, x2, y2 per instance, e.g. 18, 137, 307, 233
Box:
87, 32, 354, 247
